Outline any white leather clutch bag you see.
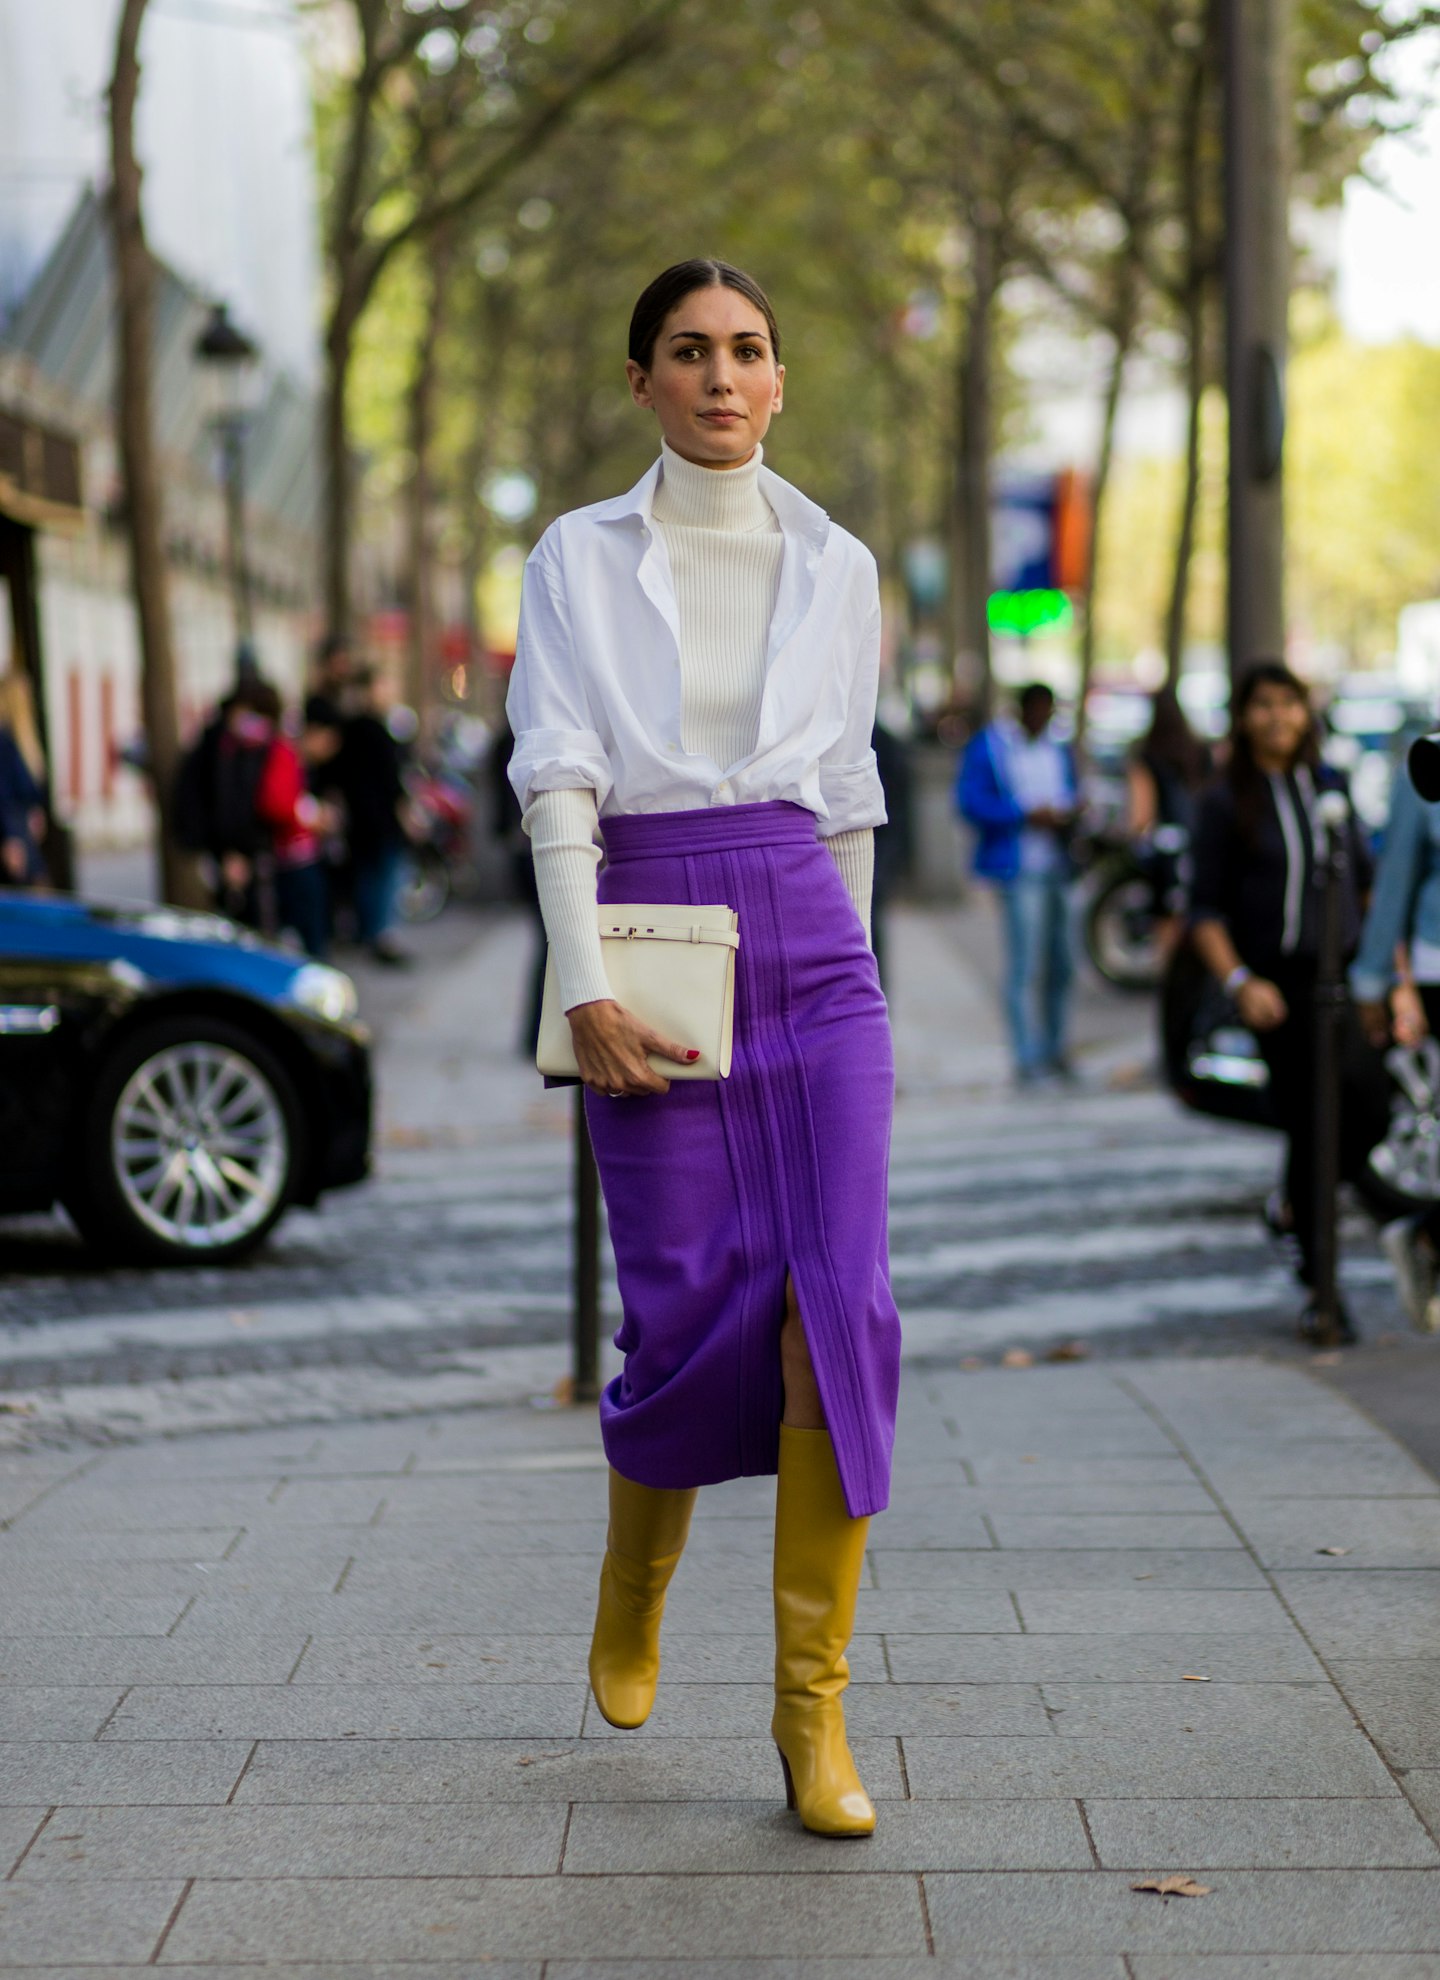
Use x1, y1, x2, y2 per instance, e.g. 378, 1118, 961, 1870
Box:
536, 903, 740, 1082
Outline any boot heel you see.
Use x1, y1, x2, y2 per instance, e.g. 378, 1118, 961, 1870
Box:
776, 1744, 797, 1811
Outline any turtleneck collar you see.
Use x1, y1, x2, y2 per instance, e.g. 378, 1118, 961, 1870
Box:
652, 438, 774, 533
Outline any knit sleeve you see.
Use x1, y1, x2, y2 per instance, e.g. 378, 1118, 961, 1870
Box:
826, 826, 875, 948
524, 787, 613, 1012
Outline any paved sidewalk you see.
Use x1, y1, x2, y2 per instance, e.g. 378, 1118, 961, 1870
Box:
1, 906, 1439, 1970
2, 1353, 1440, 1969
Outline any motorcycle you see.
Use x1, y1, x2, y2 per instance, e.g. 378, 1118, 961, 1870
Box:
1082, 824, 1190, 992
397, 770, 474, 924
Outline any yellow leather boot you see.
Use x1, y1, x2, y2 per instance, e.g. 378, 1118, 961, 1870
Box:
771, 1423, 876, 1836
588, 1468, 697, 1730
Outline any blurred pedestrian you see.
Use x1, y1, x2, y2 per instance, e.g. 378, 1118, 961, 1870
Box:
1126, 686, 1210, 957
174, 680, 275, 926
1189, 660, 1392, 1343
333, 668, 411, 965
0, 673, 47, 886
1350, 758, 1440, 1328
251, 682, 334, 960
507, 258, 893, 1839
957, 681, 1080, 1085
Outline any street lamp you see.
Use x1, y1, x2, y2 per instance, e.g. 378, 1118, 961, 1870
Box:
193, 302, 262, 674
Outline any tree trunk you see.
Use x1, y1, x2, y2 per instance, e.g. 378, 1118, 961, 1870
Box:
403, 232, 454, 716
108, 0, 192, 906
1165, 275, 1207, 690
953, 213, 998, 719
323, 303, 355, 639
1074, 270, 1138, 749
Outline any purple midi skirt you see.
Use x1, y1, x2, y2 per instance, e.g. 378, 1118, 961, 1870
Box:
585, 800, 901, 1518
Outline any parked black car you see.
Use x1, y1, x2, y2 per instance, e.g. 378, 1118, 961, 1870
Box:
1161, 937, 1440, 1214
0, 891, 371, 1263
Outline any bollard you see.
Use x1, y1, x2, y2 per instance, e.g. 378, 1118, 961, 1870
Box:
1310, 789, 1351, 1347
572, 1085, 601, 1401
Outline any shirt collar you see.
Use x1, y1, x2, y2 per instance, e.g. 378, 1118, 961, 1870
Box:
591, 446, 830, 552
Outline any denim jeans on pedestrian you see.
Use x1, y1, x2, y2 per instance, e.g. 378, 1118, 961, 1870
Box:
275, 861, 331, 961
1000, 871, 1073, 1077
353, 844, 403, 948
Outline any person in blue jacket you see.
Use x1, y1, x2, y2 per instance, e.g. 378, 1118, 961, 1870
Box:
1350, 761, 1440, 1330
957, 682, 1080, 1084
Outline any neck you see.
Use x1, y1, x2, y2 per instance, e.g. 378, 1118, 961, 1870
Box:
1253, 749, 1294, 775
654, 438, 772, 532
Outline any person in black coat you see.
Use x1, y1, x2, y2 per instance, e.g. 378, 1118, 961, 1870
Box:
332, 669, 411, 964
1189, 661, 1395, 1340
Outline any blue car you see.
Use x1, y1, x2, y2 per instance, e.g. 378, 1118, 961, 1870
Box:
0, 891, 372, 1263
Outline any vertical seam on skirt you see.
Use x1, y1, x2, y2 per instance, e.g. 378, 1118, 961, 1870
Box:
758, 846, 877, 1514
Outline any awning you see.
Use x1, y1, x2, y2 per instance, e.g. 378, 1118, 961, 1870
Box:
0, 406, 84, 531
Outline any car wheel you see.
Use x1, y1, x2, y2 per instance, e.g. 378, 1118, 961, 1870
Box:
1085, 864, 1163, 992
68, 1016, 304, 1264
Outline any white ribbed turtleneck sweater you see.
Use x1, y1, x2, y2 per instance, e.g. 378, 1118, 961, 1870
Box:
526, 441, 875, 1012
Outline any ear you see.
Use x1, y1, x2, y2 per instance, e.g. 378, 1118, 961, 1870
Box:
625, 358, 654, 410
771, 361, 785, 415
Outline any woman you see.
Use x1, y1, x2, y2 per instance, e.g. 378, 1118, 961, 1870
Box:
1190, 661, 1391, 1341
0, 672, 48, 886
1350, 758, 1440, 1329
506, 260, 897, 1837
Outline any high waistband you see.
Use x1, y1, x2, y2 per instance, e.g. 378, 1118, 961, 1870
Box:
600, 800, 821, 858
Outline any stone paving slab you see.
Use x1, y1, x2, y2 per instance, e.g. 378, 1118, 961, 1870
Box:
1083, 1796, 1439, 1868
0, 1967, 544, 1980
870, 1549, 1265, 1590
1227, 1499, 1440, 1568
882, 1632, 1329, 1684
0, 1878, 186, 1964
0, 1806, 44, 1871
0, 1633, 307, 1685
1271, 1572, 1440, 1660
0, 1740, 251, 1805
545, 1965, 1126, 1980
901, 1731, 1400, 1799
1038, 1680, 1353, 1740
923, 1870, 1440, 1955
561, 1799, 1092, 1873
157, 1871, 930, 1963
13, 1801, 567, 1879
100, 1680, 589, 1742
1127, 1959, 1440, 1979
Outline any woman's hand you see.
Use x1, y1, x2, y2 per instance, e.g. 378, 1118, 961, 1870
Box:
1391, 982, 1428, 1050
567, 999, 700, 1097
1236, 976, 1288, 1031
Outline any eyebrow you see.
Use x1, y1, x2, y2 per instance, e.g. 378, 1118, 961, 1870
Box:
667, 328, 770, 344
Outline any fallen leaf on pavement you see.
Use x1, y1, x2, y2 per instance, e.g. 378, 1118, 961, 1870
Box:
1310, 1351, 1342, 1366
1045, 1340, 1090, 1362
1001, 1348, 1035, 1368
1181, 1674, 1211, 1682
1316, 1545, 1351, 1556
1131, 1876, 1213, 1898
1020, 1454, 1037, 1462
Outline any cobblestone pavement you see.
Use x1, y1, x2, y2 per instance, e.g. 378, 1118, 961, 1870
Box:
0, 901, 1413, 1445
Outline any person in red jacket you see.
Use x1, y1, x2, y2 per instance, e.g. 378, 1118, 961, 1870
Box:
251, 682, 334, 959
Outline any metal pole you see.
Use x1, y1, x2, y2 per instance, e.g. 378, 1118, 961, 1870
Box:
1221, 0, 1255, 690
1311, 790, 1350, 1346
220, 417, 253, 654
573, 1085, 601, 1402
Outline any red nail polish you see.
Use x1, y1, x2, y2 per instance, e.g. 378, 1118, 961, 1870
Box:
687, 1049, 701, 1061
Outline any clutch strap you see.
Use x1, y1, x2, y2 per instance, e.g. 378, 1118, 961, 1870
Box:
598, 921, 740, 950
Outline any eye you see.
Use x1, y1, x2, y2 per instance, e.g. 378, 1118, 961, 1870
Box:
675, 345, 703, 361
737, 344, 763, 360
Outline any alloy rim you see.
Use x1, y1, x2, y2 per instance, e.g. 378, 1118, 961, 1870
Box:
111, 1043, 288, 1248
1371, 1039, 1440, 1204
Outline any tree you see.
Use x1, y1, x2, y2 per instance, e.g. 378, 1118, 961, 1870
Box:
108, 0, 191, 905
318, 0, 685, 635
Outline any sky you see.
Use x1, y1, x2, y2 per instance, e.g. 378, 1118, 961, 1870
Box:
1336, 56, 1440, 344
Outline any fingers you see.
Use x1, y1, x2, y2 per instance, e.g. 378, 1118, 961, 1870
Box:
643, 1031, 702, 1068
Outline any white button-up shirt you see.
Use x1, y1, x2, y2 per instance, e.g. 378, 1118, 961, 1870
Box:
506, 454, 886, 837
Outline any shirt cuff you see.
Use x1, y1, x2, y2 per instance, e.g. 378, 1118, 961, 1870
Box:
525, 788, 613, 1011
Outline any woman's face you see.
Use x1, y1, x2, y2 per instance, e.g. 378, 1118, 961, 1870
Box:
625, 284, 784, 468
1240, 681, 1310, 764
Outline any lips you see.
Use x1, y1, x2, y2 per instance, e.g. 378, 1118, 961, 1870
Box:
699, 411, 742, 422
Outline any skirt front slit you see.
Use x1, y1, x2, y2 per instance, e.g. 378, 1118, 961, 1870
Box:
584, 800, 900, 1518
